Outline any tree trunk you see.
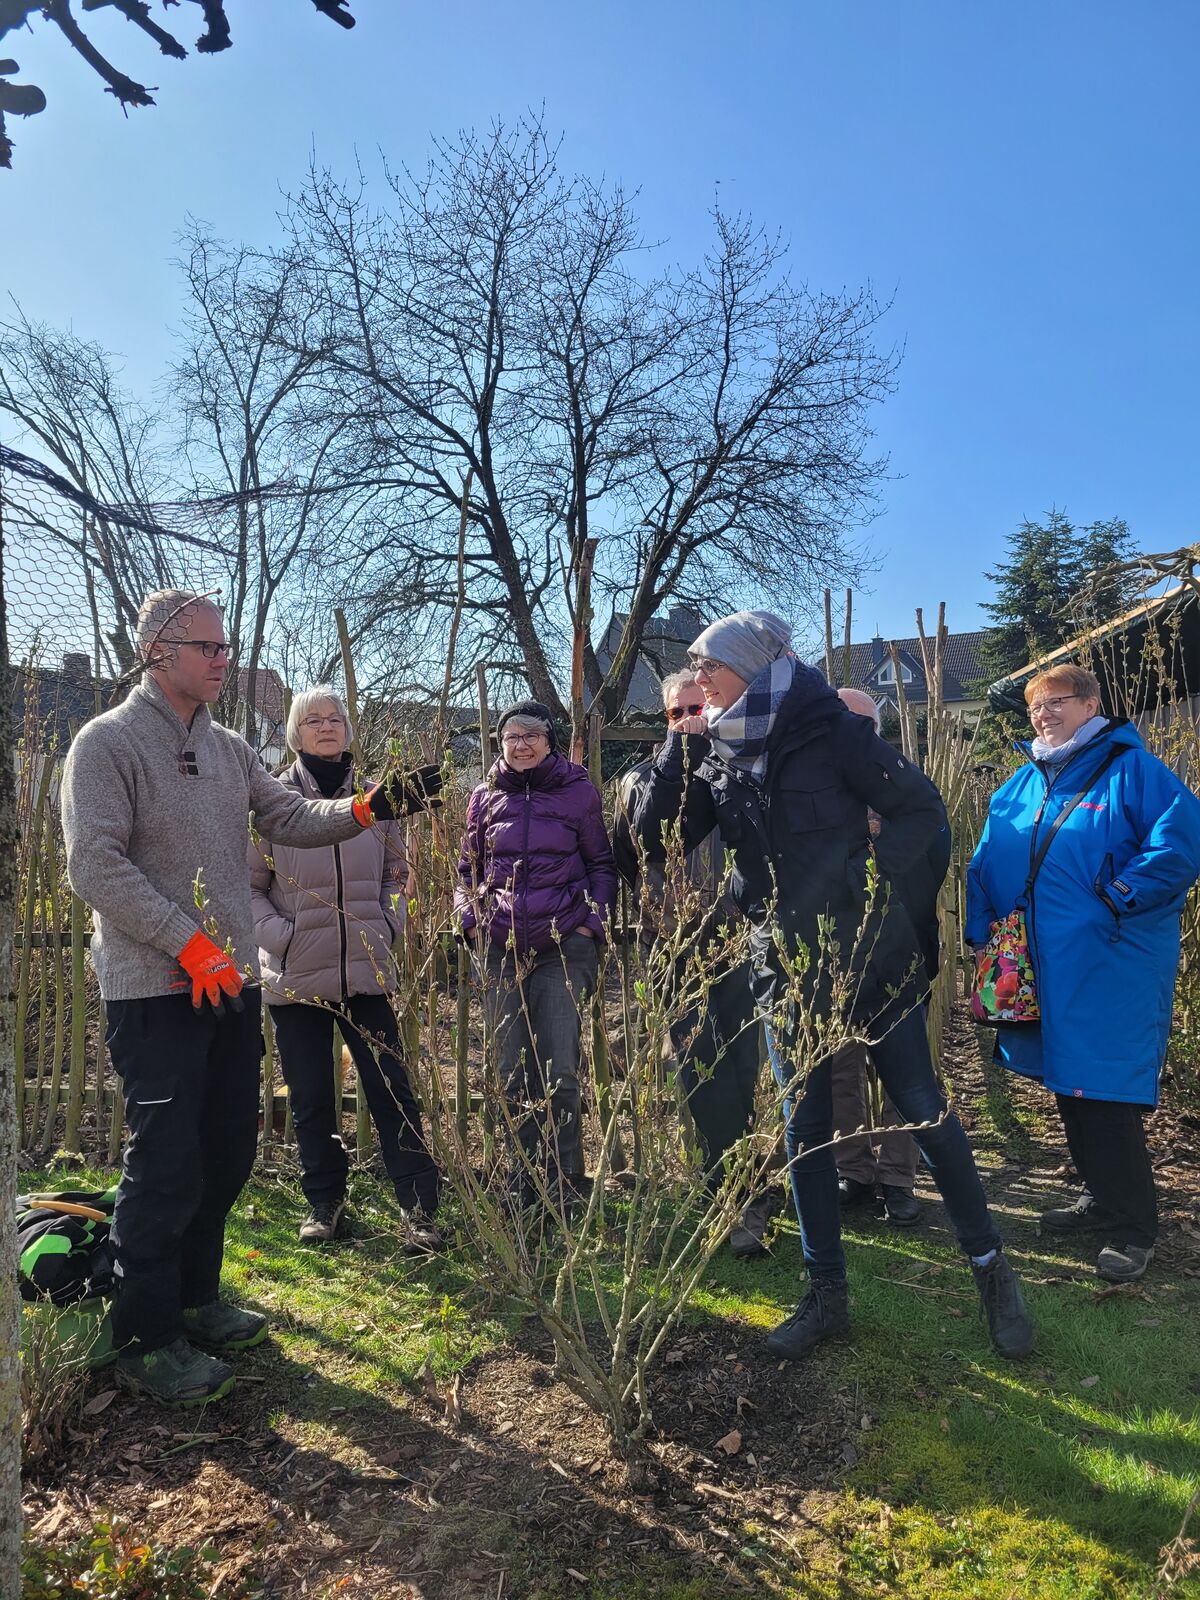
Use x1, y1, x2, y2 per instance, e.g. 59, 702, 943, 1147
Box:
0, 478, 26, 1596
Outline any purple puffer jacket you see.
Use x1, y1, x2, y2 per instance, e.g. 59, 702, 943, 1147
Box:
455, 753, 617, 953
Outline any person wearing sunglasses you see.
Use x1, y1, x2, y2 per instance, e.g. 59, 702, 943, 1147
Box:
455, 699, 616, 1209
614, 669, 781, 1254
249, 685, 441, 1251
968, 663, 1200, 1284
628, 608, 1034, 1365
60, 589, 438, 1407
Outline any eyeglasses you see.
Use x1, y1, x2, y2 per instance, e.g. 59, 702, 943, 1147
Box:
163, 638, 233, 660
1028, 694, 1080, 717
666, 703, 705, 723
299, 715, 345, 730
687, 654, 729, 677
502, 730, 546, 747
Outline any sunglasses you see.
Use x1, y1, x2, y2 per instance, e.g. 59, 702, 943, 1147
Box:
666, 703, 706, 723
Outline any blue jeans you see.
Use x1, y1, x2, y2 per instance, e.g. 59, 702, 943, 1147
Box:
768, 1006, 1001, 1281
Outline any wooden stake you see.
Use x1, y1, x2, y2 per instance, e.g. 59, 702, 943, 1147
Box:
823, 589, 835, 683
438, 470, 474, 743
63, 893, 87, 1152
571, 537, 599, 762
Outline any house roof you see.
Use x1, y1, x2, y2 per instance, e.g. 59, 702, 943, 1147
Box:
12, 660, 113, 751
987, 581, 1200, 714
237, 666, 286, 723
818, 630, 988, 705
594, 604, 705, 714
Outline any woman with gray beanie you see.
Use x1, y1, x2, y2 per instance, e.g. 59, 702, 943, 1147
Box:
631, 610, 1034, 1365
455, 700, 617, 1207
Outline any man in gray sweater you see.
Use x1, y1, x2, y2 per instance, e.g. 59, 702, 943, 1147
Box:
61, 589, 436, 1406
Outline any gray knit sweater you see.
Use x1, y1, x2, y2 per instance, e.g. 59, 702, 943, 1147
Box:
61, 678, 364, 1001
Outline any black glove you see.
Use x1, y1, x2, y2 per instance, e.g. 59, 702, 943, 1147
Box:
353, 763, 444, 825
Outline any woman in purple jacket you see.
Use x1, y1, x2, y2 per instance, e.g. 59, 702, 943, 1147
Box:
455, 700, 617, 1200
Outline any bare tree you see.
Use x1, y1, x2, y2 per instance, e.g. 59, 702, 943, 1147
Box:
172, 223, 379, 745
0, 309, 177, 672
0, 0, 356, 169
279, 117, 895, 719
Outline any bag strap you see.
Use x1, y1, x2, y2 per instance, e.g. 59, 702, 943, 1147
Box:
1020, 744, 1126, 907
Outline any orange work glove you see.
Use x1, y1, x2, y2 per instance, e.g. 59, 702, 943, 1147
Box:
178, 931, 244, 1014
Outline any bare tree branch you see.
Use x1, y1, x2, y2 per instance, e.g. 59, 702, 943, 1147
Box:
0, 0, 358, 163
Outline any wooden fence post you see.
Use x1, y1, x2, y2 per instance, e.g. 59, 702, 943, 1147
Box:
63, 892, 87, 1151
37, 822, 66, 1155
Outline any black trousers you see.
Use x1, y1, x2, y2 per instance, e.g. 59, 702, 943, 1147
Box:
106, 989, 262, 1354
269, 994, 437, 1213
672, 959, 760, 1191
1055, 1093, 1158, 1249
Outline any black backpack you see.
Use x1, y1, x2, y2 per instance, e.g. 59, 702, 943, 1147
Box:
16, 1188, 118, 1306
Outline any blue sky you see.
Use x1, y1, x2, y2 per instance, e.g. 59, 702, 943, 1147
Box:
3, 0, 1198, 645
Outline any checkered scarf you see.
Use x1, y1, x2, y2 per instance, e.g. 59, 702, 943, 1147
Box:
705, 654, 798, 783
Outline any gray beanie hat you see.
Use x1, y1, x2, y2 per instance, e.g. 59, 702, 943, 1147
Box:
689, 610, 793, 684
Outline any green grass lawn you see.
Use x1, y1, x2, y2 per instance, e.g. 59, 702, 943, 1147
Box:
22, 1068, 1200, 1599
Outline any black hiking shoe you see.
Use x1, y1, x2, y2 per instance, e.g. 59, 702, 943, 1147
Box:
971, 1252, 1035, 1359
837, 1176, 876, 1211
1096, 1243, 1155, 1283
115, 1337, 234, 1408
398, 1208, 445, 1254
881, 1185, 922, 1227
182, 1300, 268, 1352
729, 1186, 785, 1258
299, 1199, 346, 1243
1040, 1192, 1115, 1234
765, 1279, 850, 1361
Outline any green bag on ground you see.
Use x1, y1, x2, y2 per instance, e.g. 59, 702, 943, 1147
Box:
16, 1188, 118, 1370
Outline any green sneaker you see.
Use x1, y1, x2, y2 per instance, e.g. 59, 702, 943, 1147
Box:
115, 1337, 234, 1408
182, 1299, 268, 1352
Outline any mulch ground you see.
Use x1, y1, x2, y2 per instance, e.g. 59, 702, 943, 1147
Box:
21, 1002, 1200, 1599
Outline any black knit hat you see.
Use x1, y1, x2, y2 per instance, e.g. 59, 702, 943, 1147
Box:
495, 699, 558, 753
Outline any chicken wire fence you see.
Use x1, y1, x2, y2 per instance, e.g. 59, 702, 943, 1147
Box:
0, 444, 322, 1159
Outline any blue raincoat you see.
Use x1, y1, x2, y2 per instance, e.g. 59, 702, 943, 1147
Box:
966, 720, 1200, 1106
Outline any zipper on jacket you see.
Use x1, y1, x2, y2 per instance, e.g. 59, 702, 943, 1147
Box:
333, 841, 349, 998
522, 780, 532, 951
1027, 742, 1121, 963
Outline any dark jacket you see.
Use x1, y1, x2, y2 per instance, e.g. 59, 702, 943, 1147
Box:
876, 805, 952, 980
455, 752, 617, 954
249, 758, 408, 1003
630, 669, 946, 1019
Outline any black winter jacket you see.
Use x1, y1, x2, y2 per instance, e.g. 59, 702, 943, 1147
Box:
629, 669, 947, 1022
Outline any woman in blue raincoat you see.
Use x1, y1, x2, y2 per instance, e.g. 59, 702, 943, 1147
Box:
968, 663, 1200, 1285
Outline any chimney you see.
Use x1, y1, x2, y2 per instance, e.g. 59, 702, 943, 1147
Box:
871, 634, 885, 670
62, 652, 91, 679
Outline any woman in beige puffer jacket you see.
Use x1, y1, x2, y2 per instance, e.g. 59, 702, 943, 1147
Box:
249, 687, 439, 1247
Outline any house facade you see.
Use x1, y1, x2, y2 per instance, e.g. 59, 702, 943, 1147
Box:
820, 630, 987, 717
593, 604, 705, 716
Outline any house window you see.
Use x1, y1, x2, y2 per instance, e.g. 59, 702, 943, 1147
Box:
876, 660, 913, 686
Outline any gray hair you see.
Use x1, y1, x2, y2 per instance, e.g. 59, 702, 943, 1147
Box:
286, 684, 354, 751
660, 667, 699, 708
501, 715, 551, 739
136, 589, 219, 663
